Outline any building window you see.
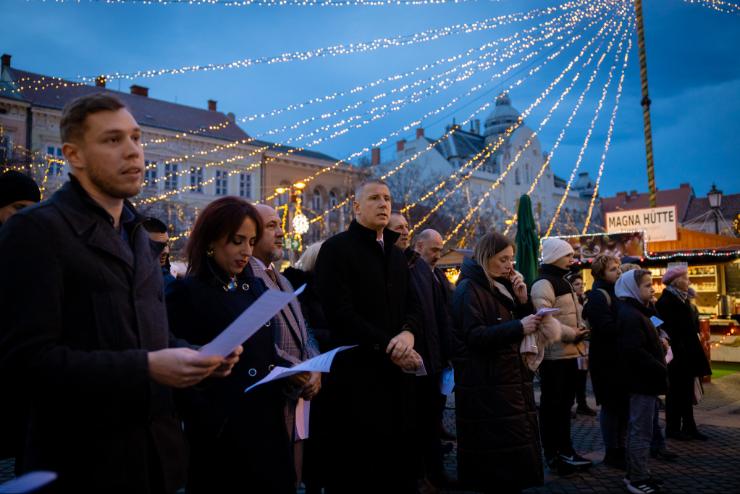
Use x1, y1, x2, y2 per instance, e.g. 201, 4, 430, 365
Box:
215, 169, 228, 196
144, 161, 158, 189
329, 190, 338, 208
190, 166, 204, 193
239, 173, 251, 198
515, 169, 521, 185
164, 163, 179, 191
45, 145, 64, 176
312, 189, 322, 211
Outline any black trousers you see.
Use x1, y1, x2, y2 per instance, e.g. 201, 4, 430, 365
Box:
665, 368, 697, 434
575, 369, 589, 408
415, 373, 447, 481
539, 359, 578, 459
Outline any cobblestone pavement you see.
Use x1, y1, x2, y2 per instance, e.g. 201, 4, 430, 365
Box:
3, 373, 739, 493
440, 372, 740, 494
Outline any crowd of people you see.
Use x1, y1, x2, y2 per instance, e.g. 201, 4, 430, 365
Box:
0, 93, 712, 494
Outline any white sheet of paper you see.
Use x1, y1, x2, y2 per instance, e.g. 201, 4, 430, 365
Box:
199, 285, 305, 357
0, 471, 57, 494
665, 346, 674, 364
244, 345, 356, 393
403, 360, 427, 376
295, 398, 310, 440
440, 367, 455, 395
650, 316, 664, 328
536, 307, 561, 317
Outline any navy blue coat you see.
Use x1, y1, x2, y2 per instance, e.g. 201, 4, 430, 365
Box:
165, 267, 295, 494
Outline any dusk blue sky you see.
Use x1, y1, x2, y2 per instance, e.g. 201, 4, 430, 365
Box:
2, 0, 738, 199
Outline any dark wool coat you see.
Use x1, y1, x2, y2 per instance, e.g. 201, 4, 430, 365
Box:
583, 278, 627, 407
314, 220, 421, 492
408, 256, 454, 375
165, 268, 295, 494
617, 297, 669, 396
656, 290, 711, 379
0, 179, 187, 494
451, 257, 544, 492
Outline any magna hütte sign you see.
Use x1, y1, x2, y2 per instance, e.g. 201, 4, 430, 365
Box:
605, 206, 678, 242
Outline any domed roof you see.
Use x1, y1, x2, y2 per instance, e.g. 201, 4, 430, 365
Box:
484, 93, 522, 138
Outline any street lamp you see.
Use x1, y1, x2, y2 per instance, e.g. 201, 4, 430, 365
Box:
708, 184, 723, 234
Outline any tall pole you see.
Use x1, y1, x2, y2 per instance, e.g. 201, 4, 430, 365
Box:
634, 0, 658, 207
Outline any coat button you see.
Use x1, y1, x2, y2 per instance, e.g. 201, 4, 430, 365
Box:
268, 364, 275, 372
248, 368, 257, 377
241, 283, 250, 291
265, 321, 271, 327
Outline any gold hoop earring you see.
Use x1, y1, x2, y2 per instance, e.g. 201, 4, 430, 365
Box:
207, 248, 215, 257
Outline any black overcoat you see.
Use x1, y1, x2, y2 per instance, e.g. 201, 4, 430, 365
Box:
451, 258, 544, 492
165, 268, 295, 494
583, 278, 627, 407
617, 297, 669, 396
314, 220, 420, 492
656, 290, 711, 379
0, 179, 186, 494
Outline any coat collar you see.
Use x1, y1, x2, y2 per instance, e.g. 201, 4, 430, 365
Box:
348, 219, 401, 255
50, 176, 143, 269
459, 257, 517, 310
539, 263, 571, 278
592, 278, 616, 295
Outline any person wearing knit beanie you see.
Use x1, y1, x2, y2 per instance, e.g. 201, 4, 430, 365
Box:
662, 266, 688, 286
0, 171, 41, 226
541, 237, 575, 265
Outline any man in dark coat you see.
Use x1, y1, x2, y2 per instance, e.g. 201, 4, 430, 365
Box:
0, 94, 237, 493
315, 179, 422, 493
583, 253, 627, 469
406, 228, 455, 490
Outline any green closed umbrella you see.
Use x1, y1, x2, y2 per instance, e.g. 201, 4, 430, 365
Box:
515, 194, 539, 287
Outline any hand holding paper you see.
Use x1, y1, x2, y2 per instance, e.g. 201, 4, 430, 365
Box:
200, 285, 305, 357
536, 307, 561, 317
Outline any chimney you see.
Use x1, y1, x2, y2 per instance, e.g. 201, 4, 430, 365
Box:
1, 54, 10, 69
130, 85, 149, 97
396, 139, 406, 152
416, 127, 424, 139
208, 100, 217, 112
371, 147, 381, 166
95, 76, 106, 88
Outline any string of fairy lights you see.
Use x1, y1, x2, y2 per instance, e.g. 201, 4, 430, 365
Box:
134, 5, 589, 190
681, 0, 740, 14
6, 0, 589, 94
453, 9, 630, 243
542, 26, 629, 238
303, 2, 614, 224
407, 35, 617, 235
79, 2, 583, 83
134, 8, 589, 202
407, 12, 624, 235
500, 19, 631, 236
581, 37, 632, 234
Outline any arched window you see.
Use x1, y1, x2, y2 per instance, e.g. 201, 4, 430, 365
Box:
329, 190, 338, 208
515, 169, 521, 186
312, 188, 323, 211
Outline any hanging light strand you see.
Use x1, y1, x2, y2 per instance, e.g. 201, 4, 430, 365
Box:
406, 12, 621, 234
304, 2, 615, 224
543, 20, 630, 237
449, 7, 630, 243
138, 4, 587, 188
681, 0, 740, 14
581, 37, 632, 234
80, 2, 587, 83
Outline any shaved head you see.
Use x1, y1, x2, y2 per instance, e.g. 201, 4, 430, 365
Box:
414, 228, 444, 267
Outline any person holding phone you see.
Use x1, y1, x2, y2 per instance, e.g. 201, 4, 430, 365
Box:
451, 231, 544, 494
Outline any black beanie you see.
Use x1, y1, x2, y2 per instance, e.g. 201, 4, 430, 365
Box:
0, 171, 42, 208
